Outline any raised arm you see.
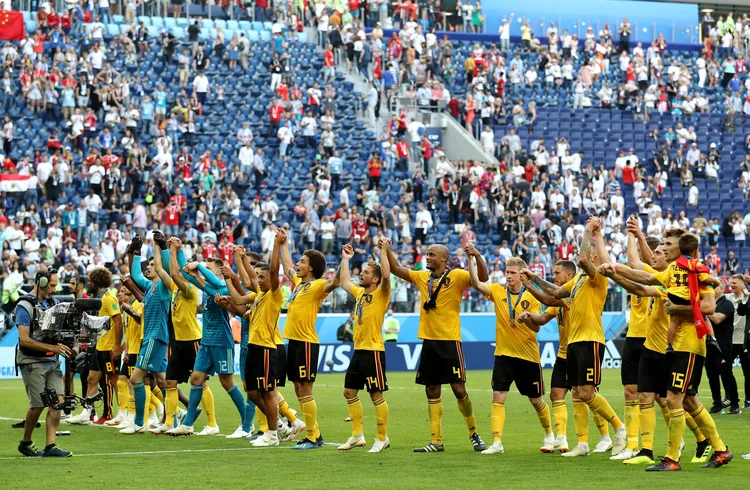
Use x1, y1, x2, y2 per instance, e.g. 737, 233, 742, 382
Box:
593, 227, 611, 265
130, 254, 150, 292
234, 246, 258, 293
578, 217, 600, 277
468, 255, 490, 297
626, 226, 644, 270
196, 263, 224, 289
379, 239, 391, 295
522, 268, 571, 299
277, 228, 296, 283
339, 244, 356, 296
383, 239, 412, 282
121, 276, 145, 303
169, 239, 191, 293
222, 267, 256, 305
153, 237, 173, 289
270, 232, 281, 292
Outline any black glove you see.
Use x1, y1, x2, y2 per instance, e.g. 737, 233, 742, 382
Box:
131, 236, 143, 255
153, 231, 168, 251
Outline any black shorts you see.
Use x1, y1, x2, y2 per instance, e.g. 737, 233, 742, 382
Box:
415, 339, 466, 386
669, 351, 704, 396
275, 343, 286, 387
166, 340, 200, 383
621, 336, 646, 386
245, 344, 277, 393
638, 348, 669, 398
91, 349, 120, 375
567, 341, 605, 387
119, 354, 138, 378
345, 350, 388, 393
491, 355, 545, 398
286, 340, 319, 382
667, 292, 691, 306
551, 356, 570, 390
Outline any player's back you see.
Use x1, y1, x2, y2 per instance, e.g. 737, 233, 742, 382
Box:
142, 280, 171, 343
201, 294, 233, 348
563, 272, 607, 344
170, 282, 202, 341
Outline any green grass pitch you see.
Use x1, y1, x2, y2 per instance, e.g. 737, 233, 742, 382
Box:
0, 369, 748, 489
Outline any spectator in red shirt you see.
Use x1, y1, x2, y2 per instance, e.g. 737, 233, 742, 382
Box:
47, 8, 61, 30
557, 238, 573, 260
704, 246, 722, 275
351, 213, 369, 242
396, 135, 409, 172
324, 47, 335, 82
528, 255, 547, 279
367, 152, 382, 189
460, 223, 476, 248
269, 98, 284, 135
218, 235, 234, 265
622, 161, 635, 184
164, 198, 181, 237
202, 238, 217, 258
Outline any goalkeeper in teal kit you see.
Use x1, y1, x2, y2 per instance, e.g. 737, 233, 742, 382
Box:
167, 253, 247, 436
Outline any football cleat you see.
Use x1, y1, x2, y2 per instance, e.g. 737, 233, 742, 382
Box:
624, 449, 655, 465
156, 403, 165, 420
119, 423, 146, 435
246, 431, 265, 442
708, 404, 724, 414
562, 444, 590, 457
196, 425, 220, 436
92, 416, 113, 426
593, 436, 613, 453
286, 419, 305, 441
316, 435, 325, 447
252, 432, 280, 447
42, 444, 72, 458
611, 429, 627, 456
610, 448, 636, 461
553, 435, 569, 453
369, 437, 390, 453
481, 441, 505, 455
226, 426, 249, 439
725, 405, 742, 415
691, 440, 712, 464
414, 442, 445, 453
17, 441, 42, 457
540, 435, 556, 453
277, 423, 291, 441
147, 424, 170, 435
702, 448, 733, 469
176, 408, 187, 426
147, 413, 160, 427
338, 434, 367, 451
470, 432, 486, 451
114, 419, 131, 430
292, 438, 320, 450
165, 424, 194, 436
646, 458, 681, 472
105, 412, 127, 426
65, 411, 92, 425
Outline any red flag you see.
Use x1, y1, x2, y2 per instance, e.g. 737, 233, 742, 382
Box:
0, 11, 24, 41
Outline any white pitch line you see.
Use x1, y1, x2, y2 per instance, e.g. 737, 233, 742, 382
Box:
0, 443, 344, 461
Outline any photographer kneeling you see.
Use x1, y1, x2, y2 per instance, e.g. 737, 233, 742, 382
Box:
15, 271, 72, 458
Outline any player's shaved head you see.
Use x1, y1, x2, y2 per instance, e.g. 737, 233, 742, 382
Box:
426, 244, 450, 273
429, 244, 450, 258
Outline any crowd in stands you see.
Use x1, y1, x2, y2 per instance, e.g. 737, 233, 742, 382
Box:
3, 2, 750, 322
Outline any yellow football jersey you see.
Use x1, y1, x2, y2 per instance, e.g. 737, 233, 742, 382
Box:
351, 285, 390, 352
627, 264, 657, 339
644, 286, 669, 355
563, 272, 608, 345
96, 289, 122, 352
125, 299, 144, 355
547, 300, 571, 359
486, 284, 542, 362
283, 274, 330, 343
409, 269, 471, 341
170, 282, 202, 341
653, 261, 714, 302
248, 288, 284, 349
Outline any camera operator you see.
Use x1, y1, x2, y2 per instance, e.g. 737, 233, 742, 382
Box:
15, 270, 72, 458
67, 268, 123, 425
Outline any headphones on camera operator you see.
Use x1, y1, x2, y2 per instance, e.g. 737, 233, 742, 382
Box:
13, 271, 59, 362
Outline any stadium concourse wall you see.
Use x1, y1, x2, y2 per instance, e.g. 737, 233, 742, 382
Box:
0, 313, 625, 379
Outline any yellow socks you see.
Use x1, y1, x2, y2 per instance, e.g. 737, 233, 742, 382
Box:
625, 399, 640, 451
639, 402, 656, 451
117, 380, 129, 412
202, 385, 217, 427
535, 401, 553, 436
586, 393, 623, 430
128, 395, 135, 413
148, 391, 156, 415
689, 405, 725, 451
278, 393, 297, 424
299, 395, 319, 441
428, 398, 443, 445
491, 401, 505, 443
684, 411, 706, 443
456, 395, 477, 436
347, 396, 364, 437
257, 406, 269, 433
373, 397, 389, 442
658, 401, 671, 426
552, 400, 567, 439
151, 385, 164, 404
591, 409, 608, 437
666, 408, 686, 461
573, 399, 589, 443
165, 387, 178, 428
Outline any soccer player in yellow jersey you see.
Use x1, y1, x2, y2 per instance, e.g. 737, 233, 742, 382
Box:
277, 228, 339, 450
467, 251, 550, 455
523, 217, 627, 457
337, 241, 391, 453
107, 285, 143, 428
600, 230, 711, 467
147, 238, 218, 435
601, 228, 733, 471
518, 259, 577, 453
67, 268, 124, 426
385, 241, 487, 453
